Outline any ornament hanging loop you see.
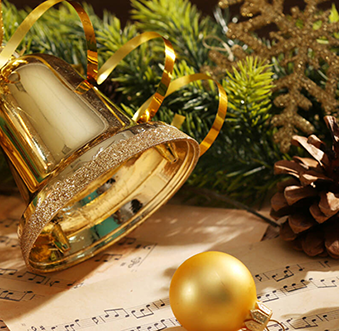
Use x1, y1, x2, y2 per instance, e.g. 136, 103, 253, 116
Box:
266, 320, 286, 331
202, 35, 234, 62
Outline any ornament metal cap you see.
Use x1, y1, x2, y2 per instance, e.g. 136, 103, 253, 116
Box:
244, 301, 273, 331
243, 302, 287, 331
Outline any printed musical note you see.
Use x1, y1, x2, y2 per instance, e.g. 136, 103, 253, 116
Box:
126, 298, 170, 321
0, 236, 19, 248
267, 307, 339, 330
257, 290, 284, 303
269, 266, 295, 282
152, 299, 167, 309
0, 268, 75, 288
255, 273, 267, 282
91, 317, 104, 325
258, 274, 339, 302
94, 253, 122, 263
34, 317, 179, 331
321, 308, 339, 322
120, 318, 180, 331
129, 257, 142, 268
0, 288, 37, 302
31, 298, 171, 330
287, 315, 320, 328
309, 277, 338, 288
118, 237, 136, 246
0, 320, 9, 330
87, 237, 156, 272
131, 304, 154, 318
17, 271, 47, 284
254, 260, 337, 284
282, 279, 308, 293
102, 308, 130, 321
0, 218, 19, 229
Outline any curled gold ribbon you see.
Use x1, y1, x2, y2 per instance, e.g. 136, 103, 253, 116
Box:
0, 0, 98, 82
0, 1, 175, 123
138, 73, 227, 156
167, 74, 227, 156
0, 0, 226, 155
97, 32, 176, 123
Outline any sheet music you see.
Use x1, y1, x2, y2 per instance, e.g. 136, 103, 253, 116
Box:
230, 240, 339, 331
0, 236, 158, 296
0, 196, 268, 330
4, 238, 339, 331
2, 194, 339, 331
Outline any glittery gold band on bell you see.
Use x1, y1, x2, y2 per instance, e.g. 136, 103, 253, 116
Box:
0, 53, 199, 272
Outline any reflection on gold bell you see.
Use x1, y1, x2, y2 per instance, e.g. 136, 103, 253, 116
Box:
0, 53, 199, 272
0, 0, 226, 273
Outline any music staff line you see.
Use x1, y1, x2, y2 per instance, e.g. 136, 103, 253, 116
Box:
257, 274, 339, 303
30, 298, 171, 331
0, 218, 19, 229
0, 237, 156, 290
264, 307, 339, 330
286, 307, 339, 330
0, 287, 40, 302
120, 317, 180, 331
0, 267, 77, 289
0, 251, 124, 289
91, 237, 156, 270
254, 260, 338, 284
0, 235, 19, 248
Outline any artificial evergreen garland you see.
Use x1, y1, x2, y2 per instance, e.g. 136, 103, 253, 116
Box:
0, 0, 338, 205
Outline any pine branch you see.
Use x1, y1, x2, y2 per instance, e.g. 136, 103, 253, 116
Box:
188, 56, 282, 204
1, 0, 330, 207
0, 1, 281, 205
130, 0, 220, 68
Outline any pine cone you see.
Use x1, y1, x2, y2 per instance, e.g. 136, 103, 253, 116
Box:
271, 116, 339, 258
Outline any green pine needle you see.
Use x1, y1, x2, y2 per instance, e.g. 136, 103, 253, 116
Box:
0, 0, 332, 205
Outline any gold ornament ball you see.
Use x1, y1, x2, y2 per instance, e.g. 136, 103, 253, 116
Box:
169, 251, 257, 331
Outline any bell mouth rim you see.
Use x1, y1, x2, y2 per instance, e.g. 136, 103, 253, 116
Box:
19, 121, 199, 272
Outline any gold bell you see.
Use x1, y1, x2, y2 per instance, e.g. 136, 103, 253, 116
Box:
0, 0, 227, 273
0, 52, 199, 272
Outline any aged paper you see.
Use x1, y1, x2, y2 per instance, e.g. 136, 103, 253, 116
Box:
2, 195, 339, 330
3, 239, 339, 331
231, 239, 339, 331
0, 197, 268, 330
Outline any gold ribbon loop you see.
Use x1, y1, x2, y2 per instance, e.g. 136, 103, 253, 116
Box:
97, 32, 176, 123
0, 0, 98, 82
165, 73, 227, 156
0, 0, 226, 157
